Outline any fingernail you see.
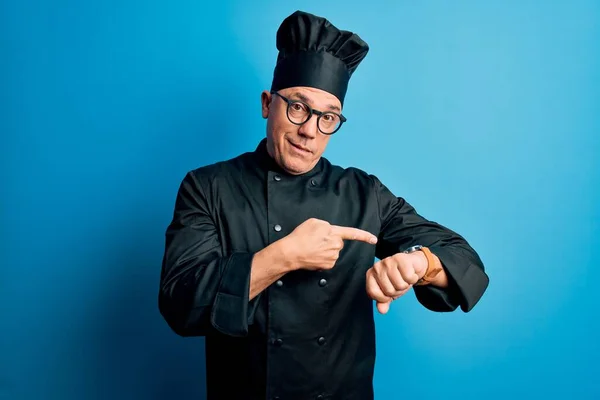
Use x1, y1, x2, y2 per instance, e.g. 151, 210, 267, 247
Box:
370, 237, 378, 244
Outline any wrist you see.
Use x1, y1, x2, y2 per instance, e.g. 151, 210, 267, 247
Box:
273, 237, 298, 273
417, 249, 447, 287
402, 245, 444, 287
413, 251, 429, 279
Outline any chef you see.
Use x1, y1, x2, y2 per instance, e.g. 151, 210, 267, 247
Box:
159, 10, 489, 400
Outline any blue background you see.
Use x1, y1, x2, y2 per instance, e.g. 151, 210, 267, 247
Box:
2, 1, 599, 399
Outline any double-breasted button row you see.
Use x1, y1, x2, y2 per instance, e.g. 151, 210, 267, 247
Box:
272, 174, 318, 186
270, 172, 282, 231
274, 278, 326, 288
272, 337, 325, 347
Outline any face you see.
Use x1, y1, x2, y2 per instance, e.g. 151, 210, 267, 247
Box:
261, 86, 342, 175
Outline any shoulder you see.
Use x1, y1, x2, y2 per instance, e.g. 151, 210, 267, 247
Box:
171, 151, 253, 199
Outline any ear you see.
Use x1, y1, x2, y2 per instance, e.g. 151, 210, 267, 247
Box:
261, 90, 271, 119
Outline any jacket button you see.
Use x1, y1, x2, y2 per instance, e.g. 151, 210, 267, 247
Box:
310, 179, 317, 186
276, 280, 283, 287
273, 338, 283, 347
274, 175, 281, 181
274, 224, 282, 232
317, 337, 326, 346
318, 278, 327, 287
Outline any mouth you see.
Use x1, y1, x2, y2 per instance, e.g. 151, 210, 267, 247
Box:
288, 140, 312, 154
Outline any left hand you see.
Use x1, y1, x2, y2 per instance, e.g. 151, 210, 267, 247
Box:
366, 251, 428, 314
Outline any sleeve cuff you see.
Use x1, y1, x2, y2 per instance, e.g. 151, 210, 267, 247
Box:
210, 252, 257, 336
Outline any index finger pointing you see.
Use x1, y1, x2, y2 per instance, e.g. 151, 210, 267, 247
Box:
331, 225, 378, 244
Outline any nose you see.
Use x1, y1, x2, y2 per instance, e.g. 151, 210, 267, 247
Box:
297, 114, 318, 139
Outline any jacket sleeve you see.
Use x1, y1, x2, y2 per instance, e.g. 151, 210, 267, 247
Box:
158, 170, 258, 337
372, 175, 489, 312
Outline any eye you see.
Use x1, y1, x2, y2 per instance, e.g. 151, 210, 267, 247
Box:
291, 102, 308, 112
322, 113, 339, 123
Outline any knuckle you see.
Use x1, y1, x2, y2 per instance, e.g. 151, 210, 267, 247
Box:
395, 253, 408, 264
385, 261, 396, 272
398, 262, 413, 276
373, 264, 382, 274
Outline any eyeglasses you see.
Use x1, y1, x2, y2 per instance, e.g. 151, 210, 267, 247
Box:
271, 91, 346, 135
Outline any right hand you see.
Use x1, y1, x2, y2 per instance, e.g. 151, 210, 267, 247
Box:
283, 218, 378, 271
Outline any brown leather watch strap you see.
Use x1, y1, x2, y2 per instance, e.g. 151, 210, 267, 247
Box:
415, 247, 443, 286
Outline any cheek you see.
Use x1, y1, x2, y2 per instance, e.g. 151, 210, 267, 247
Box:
267, 118, 282, 139
271, 126, 287, 147
269, 118, 296, 144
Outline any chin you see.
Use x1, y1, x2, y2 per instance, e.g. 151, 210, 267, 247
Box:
278, 154, 312, 174
272, 136, 318, 174
282, 159, 308, 174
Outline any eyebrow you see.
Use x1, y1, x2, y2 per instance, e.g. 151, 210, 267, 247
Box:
291, 92, 341, 113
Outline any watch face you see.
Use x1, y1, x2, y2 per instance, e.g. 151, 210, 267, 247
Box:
403, 245, 423, 253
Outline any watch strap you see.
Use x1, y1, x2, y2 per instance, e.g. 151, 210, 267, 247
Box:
415, 246, 443, 286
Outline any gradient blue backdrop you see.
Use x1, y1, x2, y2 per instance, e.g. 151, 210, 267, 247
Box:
3, 1, 599, 399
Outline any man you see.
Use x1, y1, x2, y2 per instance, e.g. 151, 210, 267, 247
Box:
159, 10, 489, 400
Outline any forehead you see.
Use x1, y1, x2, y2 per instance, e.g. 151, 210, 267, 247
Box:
279, 86, 341, 111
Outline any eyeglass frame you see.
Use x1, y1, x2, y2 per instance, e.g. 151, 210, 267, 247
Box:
270, 91, 347, 135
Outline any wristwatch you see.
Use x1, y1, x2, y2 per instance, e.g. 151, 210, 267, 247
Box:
402, 245, 443, 286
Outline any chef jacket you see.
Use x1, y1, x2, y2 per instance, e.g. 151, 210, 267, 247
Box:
159, 138, 489, 400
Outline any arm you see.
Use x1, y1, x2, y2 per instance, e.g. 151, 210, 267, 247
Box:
372, 175, 489, 312
249, 242, 293, 300
158, 171, 289, 338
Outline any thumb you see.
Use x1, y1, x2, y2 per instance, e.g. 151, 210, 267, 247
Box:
376, 300, 391, 314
